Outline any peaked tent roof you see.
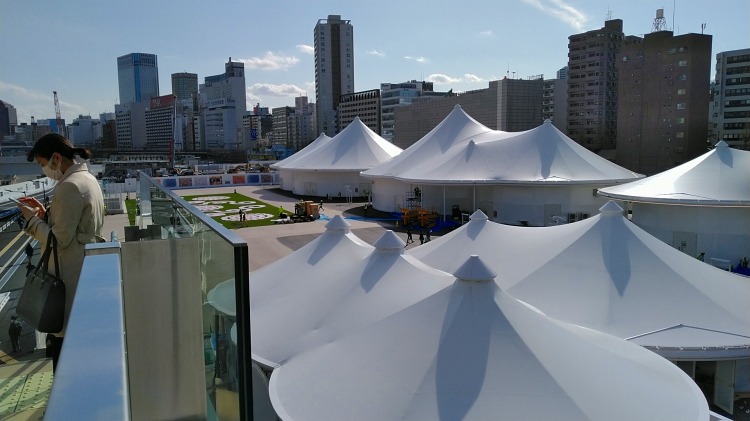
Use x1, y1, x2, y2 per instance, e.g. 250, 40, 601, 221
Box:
269, 255, 708, 421
598, 141, 750, 205
270, 132, 332, 169
394, 119, 642, 184
410, 204, 750, 359
250, 228, 453, 367
279, 117, 402, 171
362, 105, 496, 178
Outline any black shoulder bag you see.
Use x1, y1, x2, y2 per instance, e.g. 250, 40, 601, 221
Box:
16, 232, 66, 333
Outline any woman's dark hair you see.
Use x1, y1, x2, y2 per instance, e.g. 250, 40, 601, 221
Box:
26, 133, 93, 162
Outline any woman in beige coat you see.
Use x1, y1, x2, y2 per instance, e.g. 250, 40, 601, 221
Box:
18, 133, 105, 370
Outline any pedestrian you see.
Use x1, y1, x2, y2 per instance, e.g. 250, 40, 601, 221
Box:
406, 225, 413, 244
8, 316, 22, 353
419, 230, 425, 245
426, 229, 431, 243
25, 243, 33, 264
17, 133, 105, 371
238, 208, 245, 221
319, 199, 324, 210
363, 204, 368, 218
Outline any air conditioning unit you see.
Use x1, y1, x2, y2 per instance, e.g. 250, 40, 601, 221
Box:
567, 213, 578, 223
581, 212, 590, 220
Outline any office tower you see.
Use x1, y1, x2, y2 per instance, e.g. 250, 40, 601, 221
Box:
338, 89, 380, 134
172, 72, 199, 102
712, 48, 750, 149
0, 99, 17, 136
566, 19, 623, 152
557, 66, 569, 80
199, 59, 247, 150
542, 78, 567, 131
616, 30, 712, 175
145, 94, 177, 151
314, 15, 354, 136
292, 96, 316, 150
117, 53, 160, 104
380, 81, 440, 142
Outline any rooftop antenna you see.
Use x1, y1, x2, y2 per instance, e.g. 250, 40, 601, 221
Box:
652, 8, 667, 32
672, 0, 676, 31
606, 8, 613, 20
506, 62, 510, 78
701, 23, 706, 34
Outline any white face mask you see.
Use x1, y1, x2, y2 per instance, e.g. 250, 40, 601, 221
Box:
42, 155, 63, 181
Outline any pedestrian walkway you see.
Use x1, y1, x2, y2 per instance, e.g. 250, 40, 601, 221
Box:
0, 356, 51, 420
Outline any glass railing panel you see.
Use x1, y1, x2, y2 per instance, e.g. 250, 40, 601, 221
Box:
134, 171, 252, 421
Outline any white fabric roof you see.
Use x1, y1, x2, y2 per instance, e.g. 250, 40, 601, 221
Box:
393, 119, 642, 184
362, 105, 495, 178
277, 117, 402, 172
410, 203, 750, 358
270, 133, 332, 170
250, 223, 453, 367
269, 256, 708, 421
598, 141, 750, 205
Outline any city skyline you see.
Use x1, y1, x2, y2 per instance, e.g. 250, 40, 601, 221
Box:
1, 0, 748, 125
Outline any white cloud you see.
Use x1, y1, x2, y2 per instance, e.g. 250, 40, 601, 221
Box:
247, 83, 306, 98
522, 0, 587, 31
238, 52, 300, 70
404, 56, 428, 63
464, 74, 483, 83
367, 49, 385, 58
0, 81, 50, 102
426, 73, 485, 85
427, 74, 461, 84
480, 30, 493, 37
296, 44, 314, 55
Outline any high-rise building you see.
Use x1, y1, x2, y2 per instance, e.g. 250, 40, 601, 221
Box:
712, 48, 750, 150
314, 15, 354, 136
68, 115, 101, 147
117, 53, 160, 104
542, 78, 567, 131
566, 19, 623, 152
0, 100, 17, 137
145, 94, 177, 151
172, 72, 199, 102
616, 30, 712, 175
199, 59, 247, 150
338, 89, 380, 134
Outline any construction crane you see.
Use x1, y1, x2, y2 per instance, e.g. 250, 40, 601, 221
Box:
53, 91, 64, 135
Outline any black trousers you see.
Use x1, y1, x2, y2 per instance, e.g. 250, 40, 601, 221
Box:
48, 335, 64, 371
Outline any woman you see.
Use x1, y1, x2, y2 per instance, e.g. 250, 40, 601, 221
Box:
17, 133, 105, 369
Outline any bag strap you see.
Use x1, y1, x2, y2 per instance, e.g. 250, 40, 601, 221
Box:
37, 231, 60, 279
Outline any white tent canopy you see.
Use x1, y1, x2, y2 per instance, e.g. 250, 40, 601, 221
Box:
279, 117, 401, 172
393, 119, 642, 184
599, 141, 750, 205
410, 203, 750, 359
362, 105, 495, 179
270, 132, 332, 170
250, 224, 453, 367
269, 255, 708, 421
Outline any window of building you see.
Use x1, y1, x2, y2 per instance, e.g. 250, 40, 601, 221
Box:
678, 60, 687, 67
676, 117, 685, 124
676, 103, 686, 109
677, 88, 686, 95
679, 74, 687, 81
676, 132, 684, 138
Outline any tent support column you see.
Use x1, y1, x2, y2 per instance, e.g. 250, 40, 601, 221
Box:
473, 186, 476, 212
443, 186, 446, 222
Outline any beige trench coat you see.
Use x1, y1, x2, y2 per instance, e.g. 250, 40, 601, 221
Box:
26, 162, 105, 336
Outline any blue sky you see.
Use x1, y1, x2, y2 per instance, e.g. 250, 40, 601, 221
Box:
1, 0, 748, 124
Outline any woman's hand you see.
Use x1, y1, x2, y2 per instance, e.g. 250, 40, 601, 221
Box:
18, 197, 45, 220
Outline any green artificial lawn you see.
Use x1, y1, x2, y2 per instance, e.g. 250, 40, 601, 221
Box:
181, 192, 283, 229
